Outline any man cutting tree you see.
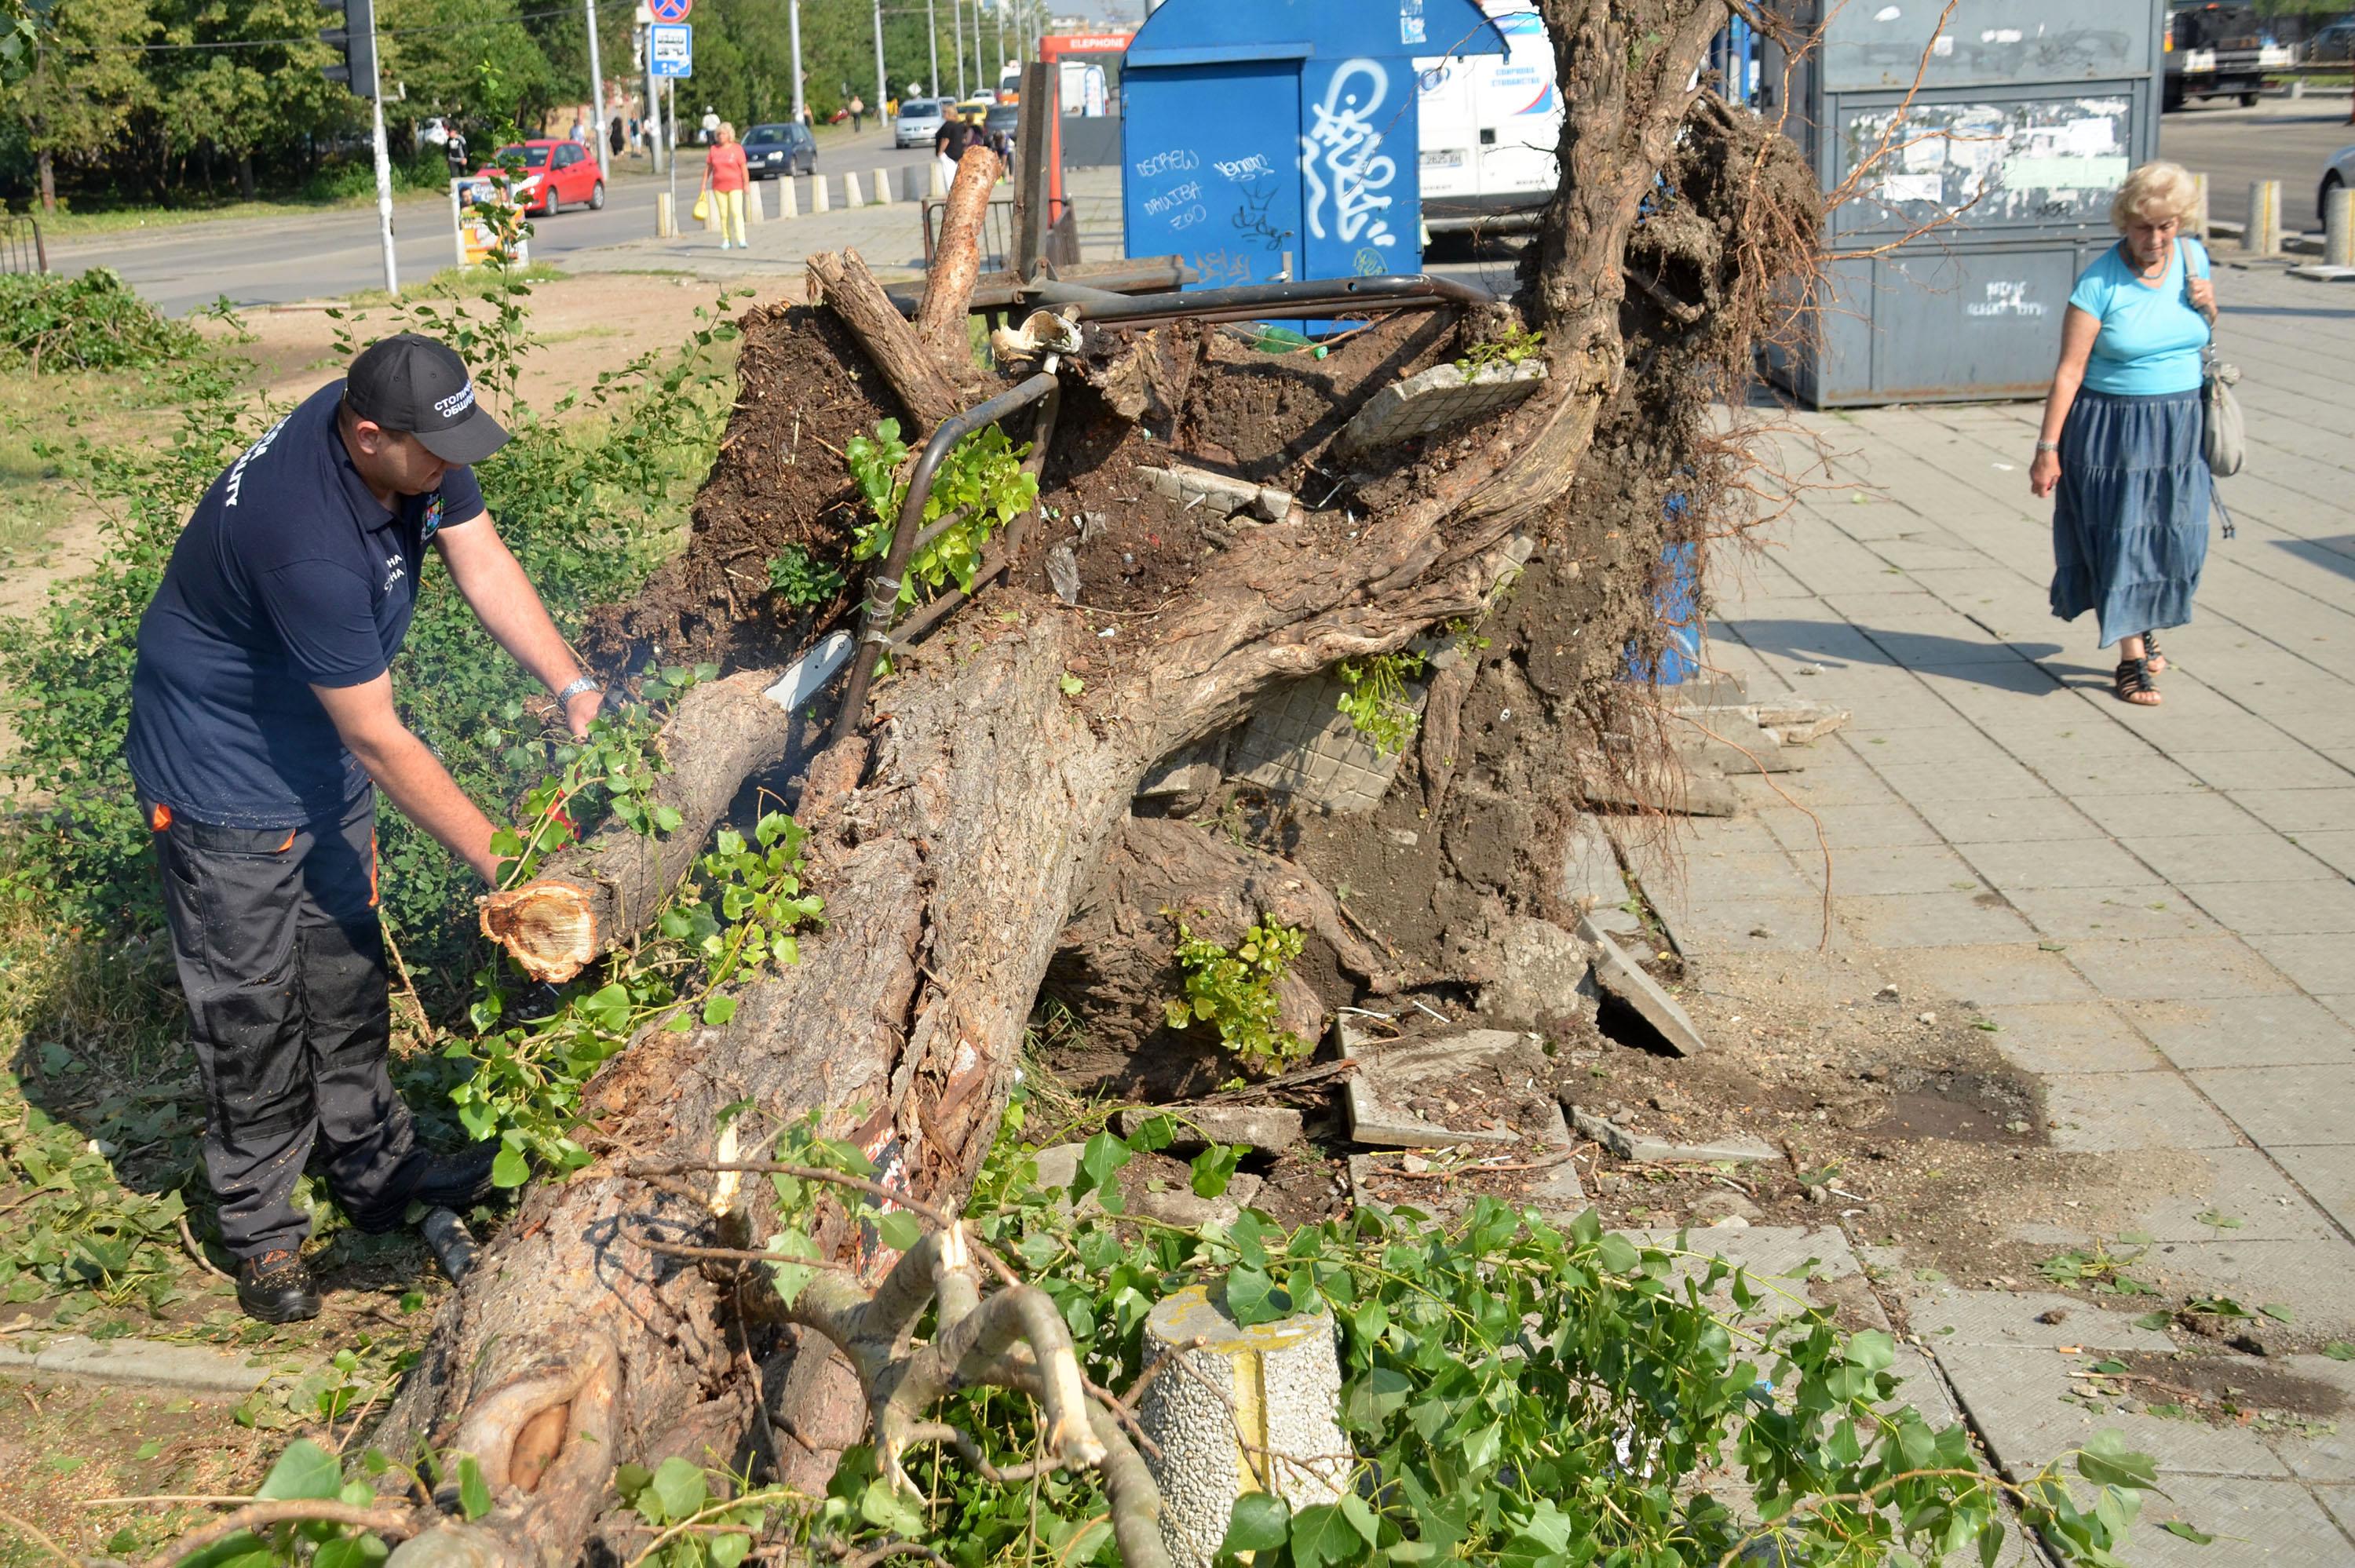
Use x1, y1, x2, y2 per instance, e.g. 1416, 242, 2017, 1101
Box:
124, 334, 605, 1323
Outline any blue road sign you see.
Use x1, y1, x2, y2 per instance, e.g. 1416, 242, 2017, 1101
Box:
648, 0, 690, 22
650, 22, 692, 78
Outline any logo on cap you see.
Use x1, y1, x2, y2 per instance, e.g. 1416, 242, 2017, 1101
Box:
433, 381, 478, 421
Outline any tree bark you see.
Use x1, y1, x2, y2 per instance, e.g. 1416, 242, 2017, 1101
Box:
915, 145, 1005, 364
367, 7, 1758, 1563
804, 249, 966, 434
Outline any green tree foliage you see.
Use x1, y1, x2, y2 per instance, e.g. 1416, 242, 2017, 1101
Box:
152, 0, 346, 198
2, 0, 156, 206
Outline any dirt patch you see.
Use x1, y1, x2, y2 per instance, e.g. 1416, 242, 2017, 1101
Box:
0, 1375, 262, 1559
2079, 1348, 2349, 1425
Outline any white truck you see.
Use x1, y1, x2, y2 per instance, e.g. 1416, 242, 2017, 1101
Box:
1415, 0, 1563, 233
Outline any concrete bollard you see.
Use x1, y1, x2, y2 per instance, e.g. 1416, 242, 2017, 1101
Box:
815, 175, 831, 213
747, 180, 765, 224
2191, 171, 2211, 241
845, 170, 864, 206
656, 191, 675, 238
1137, 1284, 1348, 1568
2289, 77, 2307, 100
778, 176, 799, 220
2248, 178, 2282, 256
2329, 185, 2355, 268
874, 166, 893, 204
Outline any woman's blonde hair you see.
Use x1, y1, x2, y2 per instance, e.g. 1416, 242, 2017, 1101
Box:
718, 122, 736, 143
2111, 160, 2200, 232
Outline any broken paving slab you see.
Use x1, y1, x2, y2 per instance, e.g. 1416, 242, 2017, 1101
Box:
1753, 696, 1851, 745
1897, 1286, 2178, 1352
0, 1332, 287, 1396
1116, 1104, 1302, 1154
1561, 814, 1627, 914
1569, 1107, 1777, 1165
1335, 1019, 1551, 1149
1139, 462, 1292, 522
1333, 357, 1547, 458
1577, 915, 1707, 1057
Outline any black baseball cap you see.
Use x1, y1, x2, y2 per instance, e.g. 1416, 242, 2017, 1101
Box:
345, 333, 510, 465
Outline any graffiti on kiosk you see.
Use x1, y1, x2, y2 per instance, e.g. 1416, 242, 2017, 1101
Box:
1214, 152, 1275, 181
1134, 148, 1200, 180
1170, 204, 1210, 232
1965, 280, 2047, 319
1194, 246, 1258, 286
1300, 58, 1398, 250
1232, 181, 1291, 250
1143, 180, 1204, 217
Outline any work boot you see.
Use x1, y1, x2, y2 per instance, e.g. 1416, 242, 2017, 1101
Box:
346, 1143, 504, 1234
237, 1248, 322, 1324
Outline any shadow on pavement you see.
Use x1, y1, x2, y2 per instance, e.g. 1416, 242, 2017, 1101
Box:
2272, 535, 2355, 582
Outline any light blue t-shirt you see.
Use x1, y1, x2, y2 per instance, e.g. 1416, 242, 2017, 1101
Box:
2068, 238, 2212, 396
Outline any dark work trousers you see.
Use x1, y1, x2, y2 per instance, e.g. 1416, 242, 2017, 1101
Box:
146, 789, 426, 1260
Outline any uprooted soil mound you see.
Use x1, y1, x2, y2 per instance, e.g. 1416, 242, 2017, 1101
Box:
583, 307, 1470, 674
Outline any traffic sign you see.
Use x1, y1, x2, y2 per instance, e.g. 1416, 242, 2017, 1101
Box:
650, 22, 692, 78
648, 0, 689, 22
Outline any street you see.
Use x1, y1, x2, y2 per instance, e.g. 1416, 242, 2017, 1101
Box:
2160, 95, 2355, 229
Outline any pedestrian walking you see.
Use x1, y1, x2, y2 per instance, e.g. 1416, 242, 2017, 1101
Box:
124, 335, 606, 1322
933, 115, 971, 192
610, 115, 625, 158
705, 121, 749, 250
849, 93, 866, 133
568, 117, 585, 144
700, 106, 720, 145
2030, 159, 2220, 708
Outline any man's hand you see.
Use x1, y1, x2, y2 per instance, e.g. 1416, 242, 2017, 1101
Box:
563, 684, 604, 739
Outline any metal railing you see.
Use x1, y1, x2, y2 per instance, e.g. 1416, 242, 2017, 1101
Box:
919, 194, 1076, 273
1, 213, 49, 276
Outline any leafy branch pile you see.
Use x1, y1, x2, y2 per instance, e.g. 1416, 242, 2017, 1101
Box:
192, 1095, 2160, 1566
0, 266, 202, 373
1164, 913, 1312, 1078
846, 418, 1039, 607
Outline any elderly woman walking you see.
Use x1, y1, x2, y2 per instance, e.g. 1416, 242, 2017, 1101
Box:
2030, 159, 2219, 707
703, 122, 750, 250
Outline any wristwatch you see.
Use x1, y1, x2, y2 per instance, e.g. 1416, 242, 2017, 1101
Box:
555, 674, 602, 705
2035, 441, 2060, 454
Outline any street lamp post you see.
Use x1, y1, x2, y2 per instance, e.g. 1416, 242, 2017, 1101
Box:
951, 0, 967, 99
926, 0, 939, 98
789, 0, 805, 124
871, 0, 887, 121
584, 0, 609, 174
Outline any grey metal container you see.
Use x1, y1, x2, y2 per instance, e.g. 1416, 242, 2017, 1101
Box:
1758, 0, 2163, 407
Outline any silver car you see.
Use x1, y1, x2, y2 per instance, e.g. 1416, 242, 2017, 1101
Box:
2322, 140, 2355, 229
895, 97, 946, 149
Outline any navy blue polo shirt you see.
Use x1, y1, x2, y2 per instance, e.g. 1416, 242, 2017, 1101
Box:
125, 381, 484, 828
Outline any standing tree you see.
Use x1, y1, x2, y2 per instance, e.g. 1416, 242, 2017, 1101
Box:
2, 0, 155, 209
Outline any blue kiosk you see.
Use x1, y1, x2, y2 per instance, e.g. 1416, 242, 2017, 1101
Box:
1119, 0, 1507, 290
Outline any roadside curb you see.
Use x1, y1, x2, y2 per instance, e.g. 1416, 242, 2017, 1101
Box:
0, 1332, 279, 1397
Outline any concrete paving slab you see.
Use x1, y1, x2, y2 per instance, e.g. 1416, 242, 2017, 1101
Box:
2242, 932, 2355, 995
1979, 1001, 2167, 1075
2003, 884, 2226, 943
2192, 1066, 2355, 1147
2274, 1145, 2355, 1237
1835, 890, 2039, 948
1900, 1287, 2177, 1351
1758, 802, 1945, 852
1842, 725, 2020, 768
1582, 918, 1707, 1056
2174, 749, 2355, 793
2041, 1073, 2242, 1152
2258, 1355, 2355, 1483
1337, 1025, 1544, 1150
2291, 830, 2355, 878
2036, 755, 2214, 798
2230, 789, 2355, 835
0, 1333, 283, 1395
2076, 789, 2273, 838
2063, 936, 2299, 1001
1937, 1342, 2287, 1479
2143, 1237, 2355, 1336
1883, 944, 2099, 1006
1958, 837, 2162, 891
1911, 793, 2102, 844
2115, 832, 2342, 885
2134, 1477, 2355, 1567
2117, 1145, 2344, 1245
1817, 841, 1987, 895
1868, 758, 2056, 803
2120, 995, 2355, 1072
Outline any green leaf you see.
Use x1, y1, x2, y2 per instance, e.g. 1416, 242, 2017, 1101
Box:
256, 1437, 341, 1501
876, 1211, 923, 1253
1220, 1493, 1291, 1555
1191, 1143, 1241, 1199
1060, 671, 1085, 695
1225, 1264, 1287, 1327
2076, 1429, 2159, 1491
457, 1454, 493, 1520
315, 1537, 389, 1568
649, 1456, 706, 1524
1290, 1502, 1369, 1568
765, 1230, 823, 1304
1074, 1130, 1130, 1204
2261, 1302, 2295, 1323
707, 1533, 752, 1568
2324, 1341, 2355, 1362
1844, 1329, 1897, 1374
491, 1147, 530, 1189
2134, 1311, 2174, 1330
2159, 1520, 2216, 1544
703, 993, 739, 1027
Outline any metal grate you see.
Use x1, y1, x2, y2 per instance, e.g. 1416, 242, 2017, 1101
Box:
918, 195, 1076, 275
0, 213, 48, 276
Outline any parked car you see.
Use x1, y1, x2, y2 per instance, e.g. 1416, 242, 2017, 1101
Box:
469, 139, 604, 217
954, 97, 994, 126
984, 104, 1020, 162
2320, 140, 2355, 229
2309, 18, 2355, 60
743, 122, 817, 178
894, 97, 946, 148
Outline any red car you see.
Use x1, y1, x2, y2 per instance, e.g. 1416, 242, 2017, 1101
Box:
467, 138, 605, 217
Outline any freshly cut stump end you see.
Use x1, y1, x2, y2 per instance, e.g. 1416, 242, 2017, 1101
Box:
1138, 1284, 1348, 1568
477, 878, 600, 983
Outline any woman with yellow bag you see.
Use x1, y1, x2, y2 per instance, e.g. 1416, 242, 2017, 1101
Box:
701, 122, 749, 250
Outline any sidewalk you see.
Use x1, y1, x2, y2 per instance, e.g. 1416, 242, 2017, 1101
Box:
1662, 258, 2355, 1561
574, 177, 933, 288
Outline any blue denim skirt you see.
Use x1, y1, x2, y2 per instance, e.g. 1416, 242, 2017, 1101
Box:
2050, 387, 2211, 650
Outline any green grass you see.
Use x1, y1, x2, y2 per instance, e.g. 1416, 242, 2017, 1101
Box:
341, 258, 568, 307
23, 184, 456, 241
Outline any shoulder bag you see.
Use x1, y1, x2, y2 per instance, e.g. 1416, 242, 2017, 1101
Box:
2184, 240, 2244, 480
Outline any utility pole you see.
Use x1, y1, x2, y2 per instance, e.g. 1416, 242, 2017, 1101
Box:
951, 0, 966, 99
871, 0, 888, 120
926, 0, 939, 97
639, 5, 664, 174
318, 0, 396, 294
585, 0, 609, 174
993, 0, 1004, 82
789, 0, 805, 124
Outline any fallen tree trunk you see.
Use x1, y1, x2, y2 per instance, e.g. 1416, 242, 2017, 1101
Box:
363, 4, 1808, 1562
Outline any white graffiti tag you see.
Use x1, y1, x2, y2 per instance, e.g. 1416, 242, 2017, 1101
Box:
1298, 59, 1398, 249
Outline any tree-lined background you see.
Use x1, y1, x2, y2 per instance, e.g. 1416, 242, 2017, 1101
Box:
0, 0, 1052, 213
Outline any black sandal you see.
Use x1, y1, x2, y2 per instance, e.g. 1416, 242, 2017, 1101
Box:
2143, 630, 2166, 673
2114, 655, 2161, 706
